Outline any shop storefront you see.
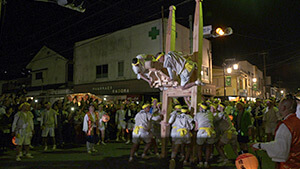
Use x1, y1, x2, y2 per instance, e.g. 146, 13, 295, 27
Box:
74, 79, 160, 102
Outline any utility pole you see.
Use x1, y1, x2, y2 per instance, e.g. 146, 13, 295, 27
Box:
262, 52, 268, 99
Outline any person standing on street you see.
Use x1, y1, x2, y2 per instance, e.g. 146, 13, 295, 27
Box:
252, 94, 300, 169
12, 103, 34, 161
41, 102, 57, 151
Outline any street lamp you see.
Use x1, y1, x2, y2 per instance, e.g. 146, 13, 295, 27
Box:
227, 67, 232, 74
233, 64, 239, 70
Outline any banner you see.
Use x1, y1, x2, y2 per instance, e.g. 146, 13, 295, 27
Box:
226, 76, 231, 87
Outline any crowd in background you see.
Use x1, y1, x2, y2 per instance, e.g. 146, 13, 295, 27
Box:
0, 93, 145, 154
0, 92, 285, 165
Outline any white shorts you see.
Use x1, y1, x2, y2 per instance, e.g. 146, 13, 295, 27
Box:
117, 121, 126, 130
132, 129, 152, 144
15, 134, 31, 146
171, 128, 191, 145
99, 122, 106, 131
42, 127, 55, 137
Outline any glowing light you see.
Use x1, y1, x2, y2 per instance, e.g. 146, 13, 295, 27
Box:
227, 67, 232, 74
280, 90, 284, 94
201, 70, 203, 76
71, 107, 75, 111
216, 28, 225, 36
253, 78, 257, 83
104, 98, 107, 101
102, 114, 110, 122
233, 64, 238, 70
12, 137, 17, 145
34, 99, 38, 103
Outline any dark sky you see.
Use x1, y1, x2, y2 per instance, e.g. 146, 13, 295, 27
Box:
1, 0, 300, 92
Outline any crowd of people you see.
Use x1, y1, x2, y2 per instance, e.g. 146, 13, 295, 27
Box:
0, 93, 144, 161
0, 93, 299, 168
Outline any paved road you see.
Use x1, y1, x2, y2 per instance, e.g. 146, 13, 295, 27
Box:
0, 142, 275, 169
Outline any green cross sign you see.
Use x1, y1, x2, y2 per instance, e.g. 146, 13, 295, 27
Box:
148, 27, 159, 40
225, 76, 231, 87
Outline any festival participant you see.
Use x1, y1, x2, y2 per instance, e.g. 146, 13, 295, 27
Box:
129, 104, 163, 162
263, 99, 280, 141
115, 104, 126, 142
252, 95, 300, 169
155, 52, 204, 90
250, 98, 264, 142
97, 105, 107, 145
41, 102, 57, 151
152, 102, 162, 144
12, 103, 34, 161
124, 103, 137, 144
168, 106, 193, 169
215, 103, 238, 166
232, 102, 252, 154
82, 104, 100, 154
169, 105, 182, 153
132, 54, 153, 86
194, 102, 215, 168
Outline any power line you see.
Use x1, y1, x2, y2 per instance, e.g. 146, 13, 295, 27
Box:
17, 0, 192, 64
6, 0, 128, 57
46, 0, 193, 50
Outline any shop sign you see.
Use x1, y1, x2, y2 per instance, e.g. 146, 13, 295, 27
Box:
112, 89, 130, 94
92, 86, 113, 91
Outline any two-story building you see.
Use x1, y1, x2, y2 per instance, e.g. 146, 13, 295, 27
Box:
213, 60, 264, 100
26, 46, 73, 99
73, 19, 215, 102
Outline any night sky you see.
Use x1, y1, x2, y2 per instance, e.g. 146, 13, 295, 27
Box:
0, 0, 299, 91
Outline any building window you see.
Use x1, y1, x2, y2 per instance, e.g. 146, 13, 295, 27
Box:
96, 64, 108, 78
35, 72, 43, 80
202, 66, 209, 81
118, 61, 124, 77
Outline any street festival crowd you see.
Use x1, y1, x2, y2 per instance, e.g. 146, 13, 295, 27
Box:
1, 92, 300, 168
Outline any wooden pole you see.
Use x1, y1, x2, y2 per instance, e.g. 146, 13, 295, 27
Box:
161, 6, 165, 53
165, 5, 176, 53
161, 5, 176, 158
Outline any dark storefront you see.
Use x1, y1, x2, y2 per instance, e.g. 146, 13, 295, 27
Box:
74, 79, 160, 102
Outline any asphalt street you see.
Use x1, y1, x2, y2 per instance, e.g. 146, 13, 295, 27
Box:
0, 142, 275, 169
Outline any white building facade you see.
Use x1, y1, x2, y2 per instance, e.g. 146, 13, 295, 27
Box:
73, 19, 215, 101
